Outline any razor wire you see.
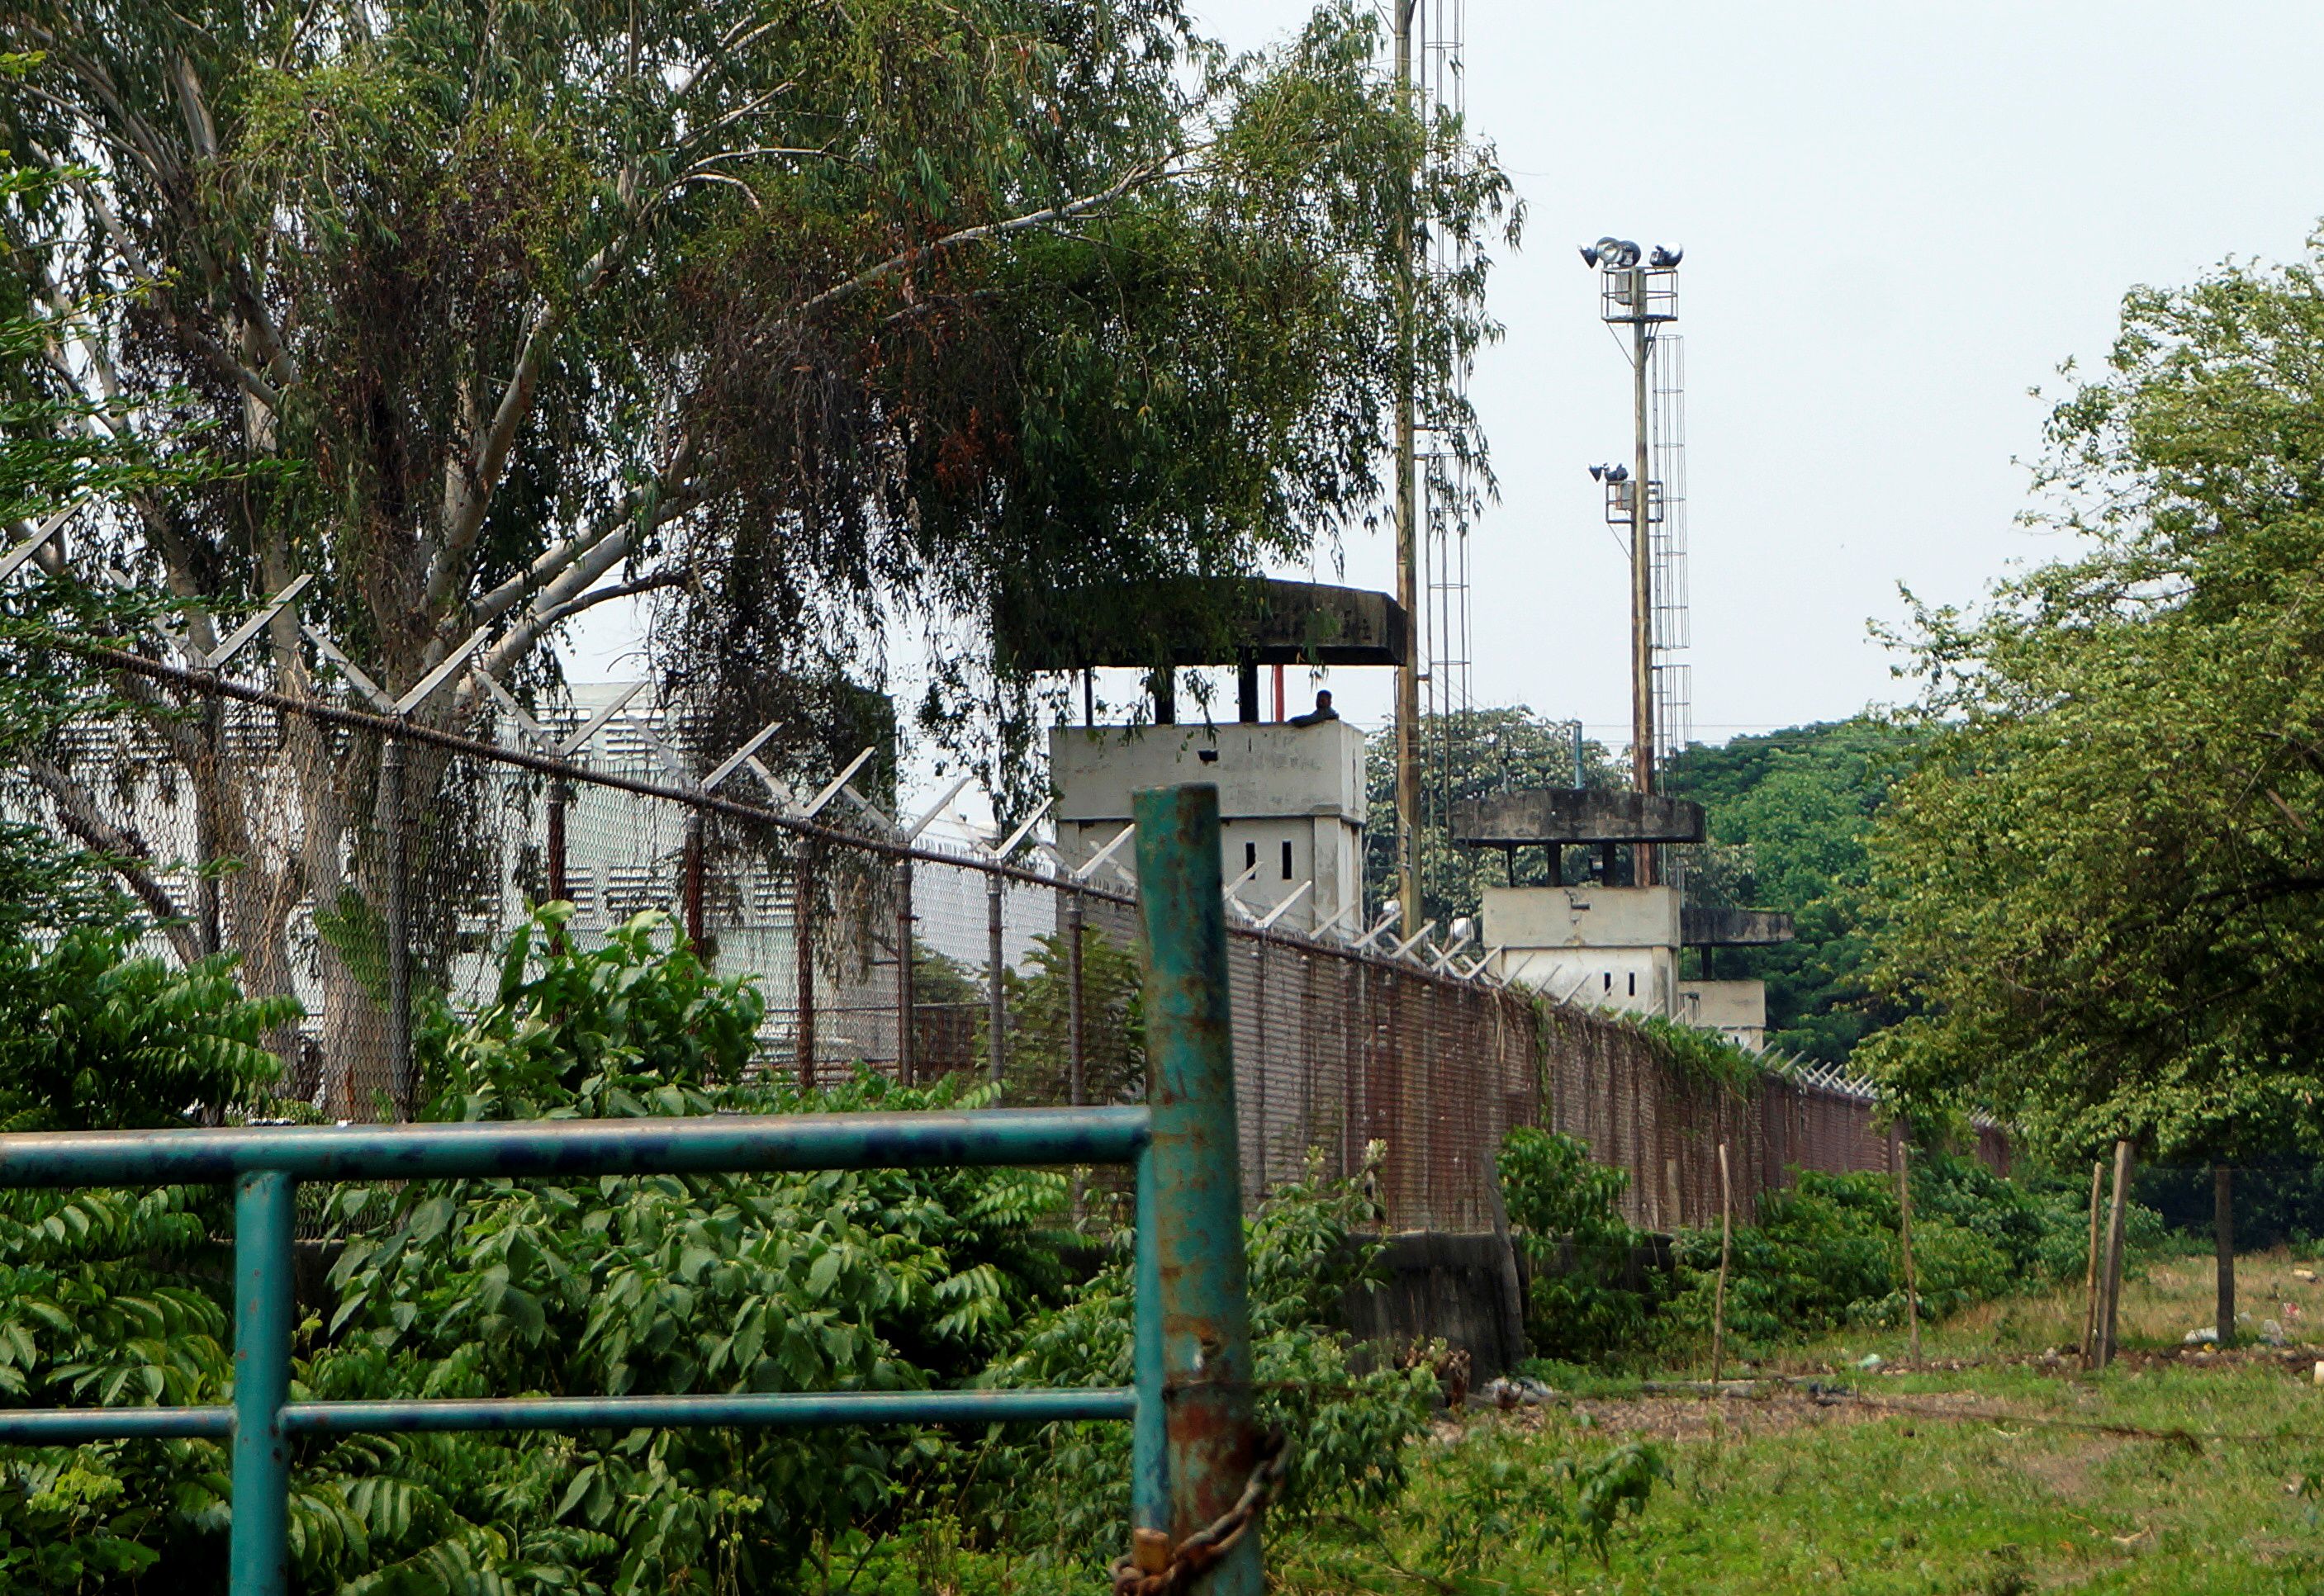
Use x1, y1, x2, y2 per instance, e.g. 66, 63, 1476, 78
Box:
1, 627, 1991, 1233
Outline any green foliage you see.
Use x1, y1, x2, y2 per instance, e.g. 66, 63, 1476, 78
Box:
993, 923, 1145, 1104
984, 1148, 1435, 1572
0, 902, 1440, 1592
0, 130, 261, 949
1667, 1152, 2159, 1352
1629, 1013, 1765, 1093
2, 0, 1519, 798
1417, 1425, 1667, 1579
417, 904, 764, 1120
1862, 241, 2324, 1163
0, 928, 293, 1133
1504, 1120, 2157, 1366
1661, 719, 1923, 1065
1497, 1128, 1672, 1364
0, 926, 277, 1593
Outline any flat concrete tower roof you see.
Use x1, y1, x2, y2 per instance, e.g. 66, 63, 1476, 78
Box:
1452, 789, 1707, 846
1681, 906, 1795, 947
996, 576, 1408, 670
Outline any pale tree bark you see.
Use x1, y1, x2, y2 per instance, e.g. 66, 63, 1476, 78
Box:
8, 9, 1221, 1120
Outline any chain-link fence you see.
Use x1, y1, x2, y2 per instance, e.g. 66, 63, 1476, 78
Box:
13, 644, 1999, 1233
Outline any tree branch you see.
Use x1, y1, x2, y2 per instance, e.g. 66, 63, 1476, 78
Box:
21, 758, 202, 964
474, 490, 697, 681
471, 435, 698, 625
530, 568, 691, 630
789, 157, 1184, 323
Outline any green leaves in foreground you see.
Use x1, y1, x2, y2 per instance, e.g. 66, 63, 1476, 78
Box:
0, 929, 293, 1134
0, 906, 1431, 1593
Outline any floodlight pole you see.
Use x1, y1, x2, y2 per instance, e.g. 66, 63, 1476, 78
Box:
1628, 268, 1658, 886
1392, 0, 1423, 938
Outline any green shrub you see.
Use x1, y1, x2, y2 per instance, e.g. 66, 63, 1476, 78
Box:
980, 1146, 1436, 1575
1667, 1150, 2160, 1352
1499, 1118, 2163, 1366
0, 908, 1435, 1591
1497, 1127, 1672, 1364
0, 928, 296, 1590
0, 927, 293, 1132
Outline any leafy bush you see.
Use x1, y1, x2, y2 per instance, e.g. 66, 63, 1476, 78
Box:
994, 924, 1146, 1106
1424, 1426, 1668, 1575
0, 928, 293, 1132
980, 1146, 1437, 1575
1501, 1119, 2163, 1364
1631, 1013, 1764, 1092
1667, 1150, 2160, 1351
0, 907, 1435, 1591
298, 910, 1083, 1591
0, 930, 296, 1589
1497, 1127, 1672, 1364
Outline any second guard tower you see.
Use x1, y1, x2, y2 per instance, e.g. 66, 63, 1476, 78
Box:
1456, 789, 1706, 1019
1453, 788, 1793, 1049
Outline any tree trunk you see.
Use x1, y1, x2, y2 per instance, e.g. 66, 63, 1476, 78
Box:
2215, 1163, 2236, 1348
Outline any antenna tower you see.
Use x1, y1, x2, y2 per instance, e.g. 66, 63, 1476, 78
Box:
1582, 235, 1681, 882
1649, 334, 1691, 759
1418, 0, 1473, 872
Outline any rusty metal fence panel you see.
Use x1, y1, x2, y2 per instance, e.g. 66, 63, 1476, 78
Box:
7, 650, 1994, 1237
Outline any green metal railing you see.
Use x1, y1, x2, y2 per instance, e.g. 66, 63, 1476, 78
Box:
0, 784, 1261, 1596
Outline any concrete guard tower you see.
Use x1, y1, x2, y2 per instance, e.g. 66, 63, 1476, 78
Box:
1455, 790, 1705, 1019
1452, 789, 1793, 1046
1677, 906, 1795, 1049
1004, 578, 1407, 935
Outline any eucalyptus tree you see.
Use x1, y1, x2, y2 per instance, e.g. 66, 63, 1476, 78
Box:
1, 0, 1517, 1093
1863, 241, 2324, 1325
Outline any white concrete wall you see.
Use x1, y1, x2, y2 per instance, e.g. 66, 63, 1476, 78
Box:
1496, 944, 1678, 1018
1478, 885, 1681, 950
1050, 722, 1366, 935
1482, 885, 1685, 1017
1051, 721, 1367, 822
1677, 979, 1768, 1051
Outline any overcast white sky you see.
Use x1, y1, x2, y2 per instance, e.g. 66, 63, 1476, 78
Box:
566, 0, 2324, 766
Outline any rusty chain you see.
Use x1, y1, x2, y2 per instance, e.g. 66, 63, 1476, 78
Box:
1109, 1433, 1288, 1596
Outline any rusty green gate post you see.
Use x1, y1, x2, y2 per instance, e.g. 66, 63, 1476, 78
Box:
229, 1170, 296, 1596
1132, 783, 1262, 1594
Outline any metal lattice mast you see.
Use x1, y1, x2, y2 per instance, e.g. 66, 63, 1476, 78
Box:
1582, 239, 1681, 881
1392, 0, 1420, 936
1419, 0, 1474, 889
1650, 334, 1691, 760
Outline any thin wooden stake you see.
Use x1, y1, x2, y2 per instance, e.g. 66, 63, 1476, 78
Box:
1898, 1139, 1920, 1362
2214, 1163, 2236, 1349
1710, 1141, 1734, 1381
2095, 1139, 2135, 1369
2080, 1158, 2104, 1366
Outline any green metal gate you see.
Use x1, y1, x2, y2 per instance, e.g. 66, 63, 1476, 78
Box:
0, 785, 1262, 1594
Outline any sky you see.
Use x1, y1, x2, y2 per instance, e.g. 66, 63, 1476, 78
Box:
564, 0, 2324, 773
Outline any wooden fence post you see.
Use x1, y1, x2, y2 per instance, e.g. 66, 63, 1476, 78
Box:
2215, 1163, 2236, 1348
2080, 1159, 2104, 1363
2094, 1139, 2135, 1369
1711, 1141, 1734, 1381
1897, 1139, 1920, 1362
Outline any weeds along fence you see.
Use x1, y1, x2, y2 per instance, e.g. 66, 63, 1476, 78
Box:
12, 643, 1995, 1233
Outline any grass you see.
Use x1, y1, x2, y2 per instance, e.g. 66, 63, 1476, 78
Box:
1270, 1245, 2324, 1594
